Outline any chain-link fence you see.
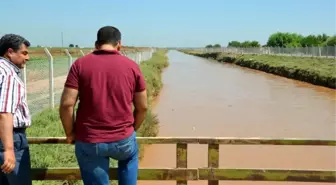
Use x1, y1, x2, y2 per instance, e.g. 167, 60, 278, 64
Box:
121, 49, 155, 64
186, 45, 336, 58
23, 48, 155, 116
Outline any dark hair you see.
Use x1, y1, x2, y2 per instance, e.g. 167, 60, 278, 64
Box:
0, 34, 31, 57
95, 26, 121, 47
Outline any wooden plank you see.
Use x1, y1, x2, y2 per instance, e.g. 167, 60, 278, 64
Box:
208, 144, 219, 185
198, 168, 336, 183
27, 137, 336, 146
31, 168, 198, 181
30, 167, 336, 182
176, 143, 188, 185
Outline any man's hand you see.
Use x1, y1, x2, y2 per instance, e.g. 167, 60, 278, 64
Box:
133, 90, 148, 131
66, 133, 75, 144
1, 149, 15, 173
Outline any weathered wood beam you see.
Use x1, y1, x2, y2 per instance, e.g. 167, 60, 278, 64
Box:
31, 167, 336, 183
27, 137, 336, 146
208, 144, 219, 185
198, 168, 336, 183
176, 143, 188, 185
31, 168, 198, 181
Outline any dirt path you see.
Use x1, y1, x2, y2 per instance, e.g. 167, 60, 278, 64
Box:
26, 75, 67, 95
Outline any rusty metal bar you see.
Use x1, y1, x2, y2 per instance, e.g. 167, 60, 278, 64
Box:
198, 168, 336, 183
27, 137, 336, 146
31, 168, 198, 181
208, 144, 219, 185
176, 143, 188, 185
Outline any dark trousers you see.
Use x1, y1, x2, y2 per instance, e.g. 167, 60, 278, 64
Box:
0, 128, 32, 185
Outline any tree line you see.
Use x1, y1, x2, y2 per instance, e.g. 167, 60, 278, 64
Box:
206, 32, 336, 48
205, 44, 221, 48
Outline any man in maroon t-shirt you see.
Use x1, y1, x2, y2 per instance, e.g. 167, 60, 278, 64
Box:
59, 26, 147, 185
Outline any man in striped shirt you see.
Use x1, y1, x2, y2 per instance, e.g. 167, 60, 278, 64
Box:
0, 34, 32, 185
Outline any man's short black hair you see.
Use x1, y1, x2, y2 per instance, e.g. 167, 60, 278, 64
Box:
95, 26, 121, 47
0, 34, 31, 57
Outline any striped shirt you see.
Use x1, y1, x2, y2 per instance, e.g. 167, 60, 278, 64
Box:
0, 57, 31, 128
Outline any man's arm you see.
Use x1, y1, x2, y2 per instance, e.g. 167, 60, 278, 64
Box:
133, 65, 147, 131
0, 113, 13, 151
59, 87, 78, 142
60, 59, 79, 143
133, 90, 147, 131
0, 74, 21, 173
0, 113, 15, 173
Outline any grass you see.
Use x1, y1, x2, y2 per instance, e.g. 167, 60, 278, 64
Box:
232, 54, 335, 79
27, 49, 169, 185
182, 50, 336, 89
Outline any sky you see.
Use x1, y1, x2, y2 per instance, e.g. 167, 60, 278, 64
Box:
1, 0, 335, 48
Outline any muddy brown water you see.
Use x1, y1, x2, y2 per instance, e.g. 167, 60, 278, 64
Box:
137, 50, 336, 185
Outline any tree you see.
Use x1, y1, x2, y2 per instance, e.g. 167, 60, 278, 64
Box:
298, 33, 331, 47
301, 35, 319, 47
317, 33, 329, 45
266, 32, 303, 47
205, 44, 213, 48
241, 41, 251, 48
227, 40, 260, 47
324, 35, 336, 46
213, 44, 221, 48
250, 41, 260, 47
75, 45, 79, 48
69, 44, 74, 48
228, 41, 241, 47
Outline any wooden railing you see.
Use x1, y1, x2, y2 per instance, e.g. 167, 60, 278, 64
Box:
28, 137, 336, 184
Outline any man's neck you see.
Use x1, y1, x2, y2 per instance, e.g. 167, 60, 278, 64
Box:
97, 45, 119, 51
0, 56, 21, 74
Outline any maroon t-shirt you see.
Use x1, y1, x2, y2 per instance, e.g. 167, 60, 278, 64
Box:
64, 49, 146, 143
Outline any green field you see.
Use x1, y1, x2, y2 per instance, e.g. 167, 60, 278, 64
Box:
27, 49, 168, 185
182, 50, 336, 89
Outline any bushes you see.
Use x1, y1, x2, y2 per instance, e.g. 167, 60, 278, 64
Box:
135, 49, 169, 158
140, 50, 169, 99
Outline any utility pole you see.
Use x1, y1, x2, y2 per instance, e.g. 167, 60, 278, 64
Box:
61, 32, 64, 48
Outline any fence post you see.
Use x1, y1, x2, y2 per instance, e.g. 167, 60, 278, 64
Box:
176, 143, 187, 185
318, 47, 321, 57
136, 52, 140, 64
208, 144, 219, 185
22, 66, 27, 99
139, 52, 142, 63
65, 49, 72, 71
44, 48, 54, 108
80, 50, 85, 57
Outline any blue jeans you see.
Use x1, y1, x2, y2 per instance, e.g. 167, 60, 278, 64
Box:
0, 130, 32, 185
75, 131, 138, 185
